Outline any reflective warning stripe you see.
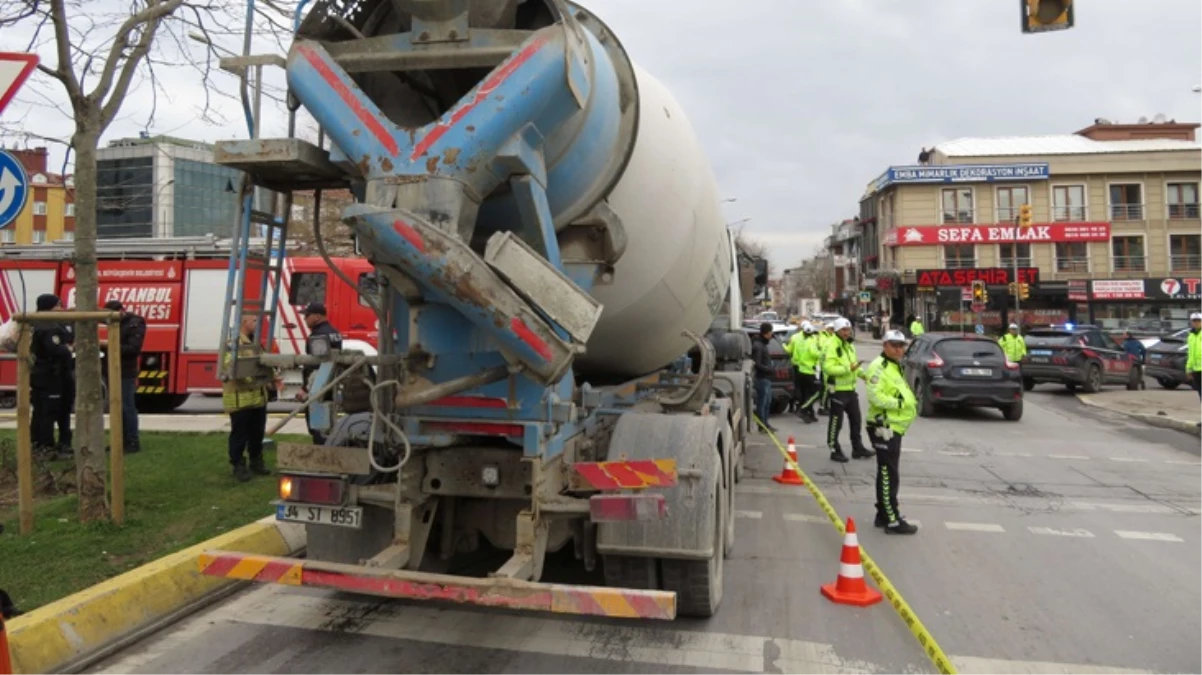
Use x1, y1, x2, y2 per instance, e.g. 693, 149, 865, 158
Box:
135, 386, 167, 394
137, 370, 167, 379
571, 459, 677, 491
198, 550, 675, 620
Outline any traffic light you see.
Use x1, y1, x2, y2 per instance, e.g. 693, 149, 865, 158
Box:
1018, 282, 1030, 301
1019, 203, 1033, 227
1021, 0, 1074, 34
1008, 282, 1017, 296
972, 280, 987, 303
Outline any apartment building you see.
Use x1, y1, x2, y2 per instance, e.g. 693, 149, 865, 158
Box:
0, 146, 75, 246
858, 119, 1201, 333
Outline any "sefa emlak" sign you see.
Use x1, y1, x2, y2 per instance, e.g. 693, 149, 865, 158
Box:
885, 222, 1111, 247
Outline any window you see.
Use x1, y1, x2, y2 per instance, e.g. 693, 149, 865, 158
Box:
999, 243, 1032, 268
1170, 234, 1201, 272
943, 244, 976, 269
60, 231, 75, 242
1108, 184, 1143, 221
1111, 236, 1145, 272
995, 186, 1029, 223
32, 201, 47, 216
31, 173, 46, 185
173, 158, 245, 238
288, 272, 327, 306
357, 272, 379, 308
1052, 185, 1086, 221
941, 188, 974, 224
0, 228, 13, 243
1055, 243, 1089, 272
97, 156, 155, 238
1167, 183, 1199, 219
65, 203, 75, 217
32, 230, 46, 243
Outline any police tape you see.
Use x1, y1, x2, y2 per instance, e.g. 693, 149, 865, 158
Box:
754, 415, 958, 675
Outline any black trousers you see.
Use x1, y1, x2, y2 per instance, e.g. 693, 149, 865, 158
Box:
868, 426, 903, 523
57, 380, 73, 449
1193, 371, 1201, 400
795, 370, 816, 414
826, 390, 867, 454
31, 389, 62, 451
229, 406, 268, 467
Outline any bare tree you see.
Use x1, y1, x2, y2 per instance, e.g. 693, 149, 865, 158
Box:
0, 0, 293, 522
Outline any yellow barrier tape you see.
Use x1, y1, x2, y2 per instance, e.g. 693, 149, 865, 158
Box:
754, 415, 957, 675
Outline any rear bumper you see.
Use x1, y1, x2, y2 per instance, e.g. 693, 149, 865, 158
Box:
1021, 363, 1086, 385
1145, 364, 1188, 383
929, 380, 1022, 406
199, 550, 676, 620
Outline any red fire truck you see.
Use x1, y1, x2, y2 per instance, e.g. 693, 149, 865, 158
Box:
0, 236, 378, 411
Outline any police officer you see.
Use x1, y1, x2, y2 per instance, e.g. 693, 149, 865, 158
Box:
1187, 312, 1202, 402
31, 294, 73, 459
866, 330, 919, 534
104, 300, 147, 453
296, 303, 343, 445
224, 316, 278, 482
783, 322, 809, 417
815, 321, 837, 416
999, 323, 1027, 363
792, 323, 822, 423
821, 318, 872, 463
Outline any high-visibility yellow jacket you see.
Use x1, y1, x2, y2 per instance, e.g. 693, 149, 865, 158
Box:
866, 355, 918, 435
222, 334, 268, 413
1188, 329, 1202, 373
910, 320, 925, 336
822, 338, 865, 392
999, 333, 1027, 362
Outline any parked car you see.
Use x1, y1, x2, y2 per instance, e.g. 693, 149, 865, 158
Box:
901, 333, 1024, 421
744, 327, 794, 414
1145, 331, 1191, 390
1022, 325, 1141, 393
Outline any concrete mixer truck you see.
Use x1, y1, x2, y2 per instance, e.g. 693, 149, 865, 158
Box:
201, 0, 755, 621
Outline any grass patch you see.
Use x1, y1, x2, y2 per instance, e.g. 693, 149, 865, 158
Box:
0, 430, 305, 612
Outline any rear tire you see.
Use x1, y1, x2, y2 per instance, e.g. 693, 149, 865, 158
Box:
1158, 378, 1181, 390
1083, 364, 1102, 394
916, 379, 936, 417
1023, 377, 1036, 392
1002, 400, 1023, 421
1126, 367, 1142, 391
661, 451, 724, 618
602, 555, 659, 590
770, 398, 788, 415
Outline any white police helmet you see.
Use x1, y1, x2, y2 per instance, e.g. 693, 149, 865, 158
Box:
1009, 323, 1019, 330
882, 329, 908, 344
1191, 312, 1202, 321
825, 322, 836, 330
801, 321, 813, 332
834, 318, 852, 331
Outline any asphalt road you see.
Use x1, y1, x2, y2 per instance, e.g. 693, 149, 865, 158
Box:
92, 351, 1200, 674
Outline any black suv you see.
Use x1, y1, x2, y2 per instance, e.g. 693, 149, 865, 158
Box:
1145, 329, 1192, 390
1022, 325, 1141, 393
901, 333, 1024, 421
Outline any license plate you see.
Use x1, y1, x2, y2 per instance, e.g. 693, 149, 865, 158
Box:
961, 368, 992, 376
1149, 354, 1162, 361
1028, 357, 1048, 363
1029, 349, 1053, 356
276, 502, 363, 529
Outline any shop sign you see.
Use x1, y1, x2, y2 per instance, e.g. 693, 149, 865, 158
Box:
872, 162, 1049, 193
1146, 276, 1201, 301
886, 222, 1110, 247
917, 267, 1039, 289
1091, 279, 1145, 300
1067, 279, 1089, 302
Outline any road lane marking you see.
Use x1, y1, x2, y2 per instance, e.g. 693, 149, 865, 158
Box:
1028, 526, 1095, 538
783, 513, 827, 524
1165, 460, 1202, 465
900, 447, 923, 453
734, 509, 762, 519
944, 522, 1005, 533
1108, 457, 1148, 463
938, 451, 971, 457
1069, 502, 1174, 514
994, 452, 1032, 457
1114, 530, 1184, 542
1049, 454, 1090, 460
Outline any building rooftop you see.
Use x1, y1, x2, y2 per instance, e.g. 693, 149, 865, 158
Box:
935, 134, 1201, 158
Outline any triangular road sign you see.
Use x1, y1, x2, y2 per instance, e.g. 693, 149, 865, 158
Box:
0, 52, 39, 117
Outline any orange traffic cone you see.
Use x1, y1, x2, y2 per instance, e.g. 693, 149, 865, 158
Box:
772, 437, 805, 485
0, 615, 12, 675
820, 518, 882, 607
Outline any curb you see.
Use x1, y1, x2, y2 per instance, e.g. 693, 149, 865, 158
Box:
1076, 395, 1202, 438
6, 517, 305, 674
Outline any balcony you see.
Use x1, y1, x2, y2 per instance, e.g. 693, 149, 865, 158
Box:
1168, 203, 1200, 220
1109, 203, 1145, 221
1056, 257, 1090, 273
1171, 254, 1202, 272
996, 207, 1022, 223
1000, 257, 1034, 269
1053, 206, 1088, 221
940, 210, 975, 224
1112, 256, 1146, 273
944, 258, 978, 269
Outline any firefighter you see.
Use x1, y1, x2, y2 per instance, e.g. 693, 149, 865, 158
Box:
223, 316, 280, 482
296, 303, 344, 445
999, 323, 1027, 363
866, 329, 919, 535
103, 300, 147, 453
821, 318, 872, 463
1188, 312, 1202, 401
30, 294, 73, 459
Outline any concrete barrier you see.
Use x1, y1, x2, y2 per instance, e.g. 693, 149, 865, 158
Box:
6, 517, 304, 674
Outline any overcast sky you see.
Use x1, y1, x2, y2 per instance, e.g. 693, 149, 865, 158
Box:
3, 0, 1200, 271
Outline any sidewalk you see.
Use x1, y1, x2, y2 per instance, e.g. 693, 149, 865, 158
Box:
0, 412, 308, 435
1077, 389, 1201, 438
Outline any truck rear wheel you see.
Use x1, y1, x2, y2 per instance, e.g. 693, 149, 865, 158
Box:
602, 555, 659, 590
661, 451, 724, 618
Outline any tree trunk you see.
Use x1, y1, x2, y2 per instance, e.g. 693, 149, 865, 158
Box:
71, 126, 109, 523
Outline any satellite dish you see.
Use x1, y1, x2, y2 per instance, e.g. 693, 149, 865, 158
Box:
1152, 113, 1167, 124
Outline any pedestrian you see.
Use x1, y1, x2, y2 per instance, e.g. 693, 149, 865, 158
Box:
103, 300, 147, 453
908, 314, 925, 338
751, 322, 776, 433
866, 329, 919, 535
821, 318, 872, 463
1188, 312, 1202, 402
30, 294, 73, 460
295, 303, 344, 445
223, 316, 280, 482
998, 323, 1027, 363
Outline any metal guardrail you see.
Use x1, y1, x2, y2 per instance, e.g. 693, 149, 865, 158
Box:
1109, 203, 1144, 221
1001, 258, 1033, 269
1112, 256, 1145, 272
1052, 206, 1088, 221
940, 211, 975, 225
1171, 254, 1202, 271
1056, 257, 1090, 273
1168, 203, 1200, 219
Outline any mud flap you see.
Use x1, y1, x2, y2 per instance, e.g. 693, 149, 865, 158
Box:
596, 412, 723, 560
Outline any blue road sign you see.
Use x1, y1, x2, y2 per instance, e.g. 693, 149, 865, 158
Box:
0, 149, 29, 230
975, 324, 985, 335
